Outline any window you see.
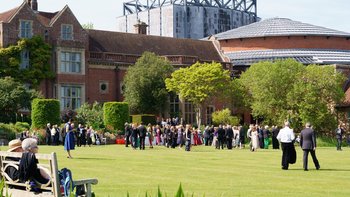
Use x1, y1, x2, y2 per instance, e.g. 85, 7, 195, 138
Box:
61, 24, 73, 40
206, 106, 215, 125
19, 20, 32, 38
99, 81, 109, 94
60, 52, 81, 73
20, 50, 30, 69
169, 94, 180, 118
60, 86, 81, 110
184, 101, 196, 124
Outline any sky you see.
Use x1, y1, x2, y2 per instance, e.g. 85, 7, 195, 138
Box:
1, 0, 350, 33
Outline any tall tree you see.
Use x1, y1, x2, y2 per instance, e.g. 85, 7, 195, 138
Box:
0, 77, 42, 123
165, 62, 231, 127
238, 59, 345, 132
123, 52, 174, 115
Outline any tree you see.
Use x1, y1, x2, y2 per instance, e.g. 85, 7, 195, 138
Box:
76, 102, 104, 130
165, 62, 231, 127
0, 36, 53, 88
123, 52, 174, 115
0, 77, 42, 123
212, 108, 240, 126
82, 22, 94, 29
238, 59, 345, 132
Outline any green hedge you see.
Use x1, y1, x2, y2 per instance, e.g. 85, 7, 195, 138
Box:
103, 102, 129, 131
0, 123, 17, 141
31, 99, 60, 129
131, 114, 156, 125
14, 122, 30, 133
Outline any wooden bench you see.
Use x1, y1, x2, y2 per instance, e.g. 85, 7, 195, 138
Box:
0, 151, 98, 197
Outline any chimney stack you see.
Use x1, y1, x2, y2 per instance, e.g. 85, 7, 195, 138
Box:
134, 20, 148, 35
25, 0, 38, 11
31, 0, 38, 11
26, 0, 31, 7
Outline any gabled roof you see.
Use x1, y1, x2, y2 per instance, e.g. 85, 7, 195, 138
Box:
36, 11, 59, 27
87, 29, 223, 62
0, 2, 65, 27
226, 49, 350, 66
0, 7, 19, 23
214, 18, 350, 40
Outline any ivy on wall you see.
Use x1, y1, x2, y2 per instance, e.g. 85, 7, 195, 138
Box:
0, 36, 54, 88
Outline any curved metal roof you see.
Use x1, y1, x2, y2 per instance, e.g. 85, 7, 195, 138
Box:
226, 49, 350, 66
214, 18, 350, 40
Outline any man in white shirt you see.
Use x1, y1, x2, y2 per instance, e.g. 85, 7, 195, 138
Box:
277, 121, 295, 170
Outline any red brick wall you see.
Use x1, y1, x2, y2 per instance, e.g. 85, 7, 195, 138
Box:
86, 67, 118, 103
219, 36, 350, 52
1, 5, 47, 47
48, 7, 88, 48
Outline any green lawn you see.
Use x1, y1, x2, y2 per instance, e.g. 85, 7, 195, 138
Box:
37, 144, 350, 197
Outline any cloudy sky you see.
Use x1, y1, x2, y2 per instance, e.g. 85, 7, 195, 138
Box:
1, 0, 350, 33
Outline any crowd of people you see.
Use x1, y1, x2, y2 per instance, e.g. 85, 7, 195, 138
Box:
44, 122, 101, 148
123, 118, 284, 152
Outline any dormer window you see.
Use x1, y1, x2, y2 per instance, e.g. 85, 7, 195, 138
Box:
19, 20, 33, 38
61, 24, 73, 40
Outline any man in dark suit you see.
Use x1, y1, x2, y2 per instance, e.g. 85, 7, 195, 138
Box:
217, 125, 225, 149
124, 122, 131, 147
138, 122, 147, 150
335, 124, 344, 151
300, 122, 320, 171
225, 125, 234, 149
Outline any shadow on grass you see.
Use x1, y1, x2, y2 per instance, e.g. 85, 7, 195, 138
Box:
73, 157, 115, 161
288, 168, 350, 172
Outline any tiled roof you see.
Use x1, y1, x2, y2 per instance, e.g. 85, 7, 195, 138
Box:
226, 49, 350, 66
36, 11, 58, 26
87, 29, 223, 62
214, 18, 350, 40
0, 7, 18, 23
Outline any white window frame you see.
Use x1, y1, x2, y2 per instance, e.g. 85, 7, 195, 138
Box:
61, 24, 73, 40
169, 94, 180, 118
19, 20, 33, 38
206, 105, 215, 125
60, 51, 81, 73
184, 101, 196, 124
60, 85, 83, 110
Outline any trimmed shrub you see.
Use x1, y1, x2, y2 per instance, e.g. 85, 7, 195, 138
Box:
103, 102, 129, 131
31, 99, 60, 129
14, 122, 30, 133
0, 123, 17, 141
131, 114, 156, 125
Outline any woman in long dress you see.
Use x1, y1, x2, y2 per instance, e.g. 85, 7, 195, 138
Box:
64, 122, 75, 158
251, 126, 259, 152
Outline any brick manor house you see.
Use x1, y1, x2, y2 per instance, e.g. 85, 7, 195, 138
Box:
2, 0, 350, 124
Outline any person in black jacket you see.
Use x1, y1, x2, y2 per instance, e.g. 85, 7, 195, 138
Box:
335, 124, 344, 151
5, 139, 23, 183
300, 123, 320, 171
225, 125, 234, 149
131, 123, 139, 149
19, 138, 50, 185
45, 123, 51, 145
124, 122, 131, 147
271, 126, 280, 149
217, 125, 225, 149
138, 122, 147, 150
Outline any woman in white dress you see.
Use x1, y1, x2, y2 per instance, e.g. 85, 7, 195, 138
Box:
251, 126, 259, 151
